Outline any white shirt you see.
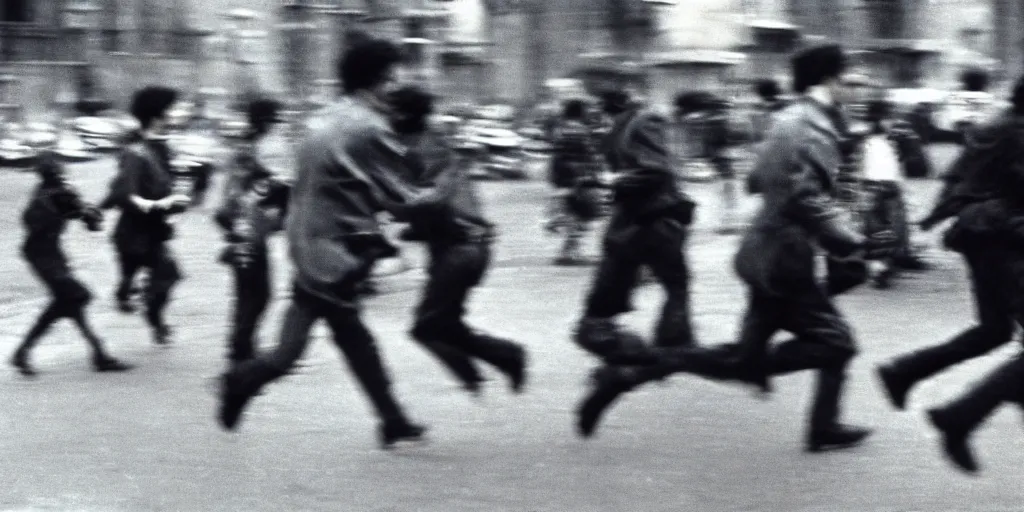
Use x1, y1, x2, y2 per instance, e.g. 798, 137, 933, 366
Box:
860, 134, 903, 182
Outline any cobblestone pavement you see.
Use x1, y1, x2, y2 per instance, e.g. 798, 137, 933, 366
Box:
1, 145, 1023, 511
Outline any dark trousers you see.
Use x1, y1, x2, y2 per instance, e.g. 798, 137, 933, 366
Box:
16, 255, 109, 359
582, 213, 693, 348
733, 286, 857, 430
227, 284, 408, 424
227, 257, 271, 363
115, 243, 181, 330
635, 284, 858, 432
411, 241, 521, 386
933, 352, 1024, 433
887, 250, 1019, 384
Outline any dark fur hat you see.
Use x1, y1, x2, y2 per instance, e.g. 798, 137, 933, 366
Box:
388, 85, 434, 118
791, 44, 847, 94
247, 97, 284, 126
960, 68, 989, 92
1012, 75, 1024, 115
129, 86, 179, 129
754, 79, 782, 101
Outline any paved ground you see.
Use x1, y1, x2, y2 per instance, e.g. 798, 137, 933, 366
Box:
2, 144, 1023, 511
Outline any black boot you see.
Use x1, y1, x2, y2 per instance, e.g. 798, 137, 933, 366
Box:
10, 349, 36, 377
217, 360, 278, 431
876, 362, 912, 410
923, 355, 1023, 474
93, 355, 133, 373
378, 420, 429, 450
806, 370, 872, 452
926, 408, 979, 474
577, 365, 645, 438
468, 333, 527, 394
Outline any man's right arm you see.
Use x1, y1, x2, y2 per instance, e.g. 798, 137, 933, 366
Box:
357, 127, 458, 221
786, 129, 865, 257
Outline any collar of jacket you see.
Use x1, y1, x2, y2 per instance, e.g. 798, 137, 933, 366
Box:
793, 97, 842, 141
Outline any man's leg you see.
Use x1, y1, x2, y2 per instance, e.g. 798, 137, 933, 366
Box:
925, 352, 1024, 474
227, 260, 271, 365
219, 287, 321, 431
575, 290, 779, 438
644, 217, 694, 349
575, 216, 651, 364
11, 302, 62, 377
144, 246, 182, 345
325, 308, 426, 449
878, 251, 1014, 410
414, 243, 526, 394
768, 290, 867, 452
412, 244, 486, 393
114, 250, 141, 313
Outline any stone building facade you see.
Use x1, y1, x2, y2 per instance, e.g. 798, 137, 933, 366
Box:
0, 0, 1019, 117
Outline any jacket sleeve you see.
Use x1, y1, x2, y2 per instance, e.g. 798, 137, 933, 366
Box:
357, 127, 457, 221
787, 128, 865, 255
612, 112, 675, 198
105, 150, 146, 213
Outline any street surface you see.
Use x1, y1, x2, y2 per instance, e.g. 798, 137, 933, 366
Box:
2, 144, 1023, 511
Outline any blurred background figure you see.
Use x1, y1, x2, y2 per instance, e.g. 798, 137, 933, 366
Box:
674, 91, 740, 234
859, 99, 932, 289
546, 98, 605, 265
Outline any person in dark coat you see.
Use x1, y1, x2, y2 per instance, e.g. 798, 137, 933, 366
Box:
571, 88, 697, 363
878, 76, 1024, 473
388, 85, 528, 396
214, 97, 290, 367
11, 153, 133, 376
547, 98, 604, 264
218, 39, 441, 449
576, 45, 898, 452
101, 86, 191, 345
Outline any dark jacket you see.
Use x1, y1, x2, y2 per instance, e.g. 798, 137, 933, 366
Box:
406, 130, 493, 244
214, 142, 291, 264
288, 96, 451, 304
104, 139, 177, 254
735, 97, 865, 297
603, 106, 693, 221
22, 180, 102, 271
550, 119, 601, 189
922, 112, 1024, 251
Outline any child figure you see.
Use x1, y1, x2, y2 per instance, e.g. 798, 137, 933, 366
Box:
11, 152, 133, 376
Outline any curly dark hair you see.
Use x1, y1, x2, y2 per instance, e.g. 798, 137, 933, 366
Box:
129, 86, 179, 129
388, 85, 434, 119
791, 44, 847, 94
598, 90, 630, 115
961, 69, 989, 92
337, 38, 405, 94
562, 99, 587, 120
754, 79, 782, 102
1012, 75, 1024, 115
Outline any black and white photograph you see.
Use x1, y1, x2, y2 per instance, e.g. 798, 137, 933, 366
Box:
1, 0, 1023, 510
